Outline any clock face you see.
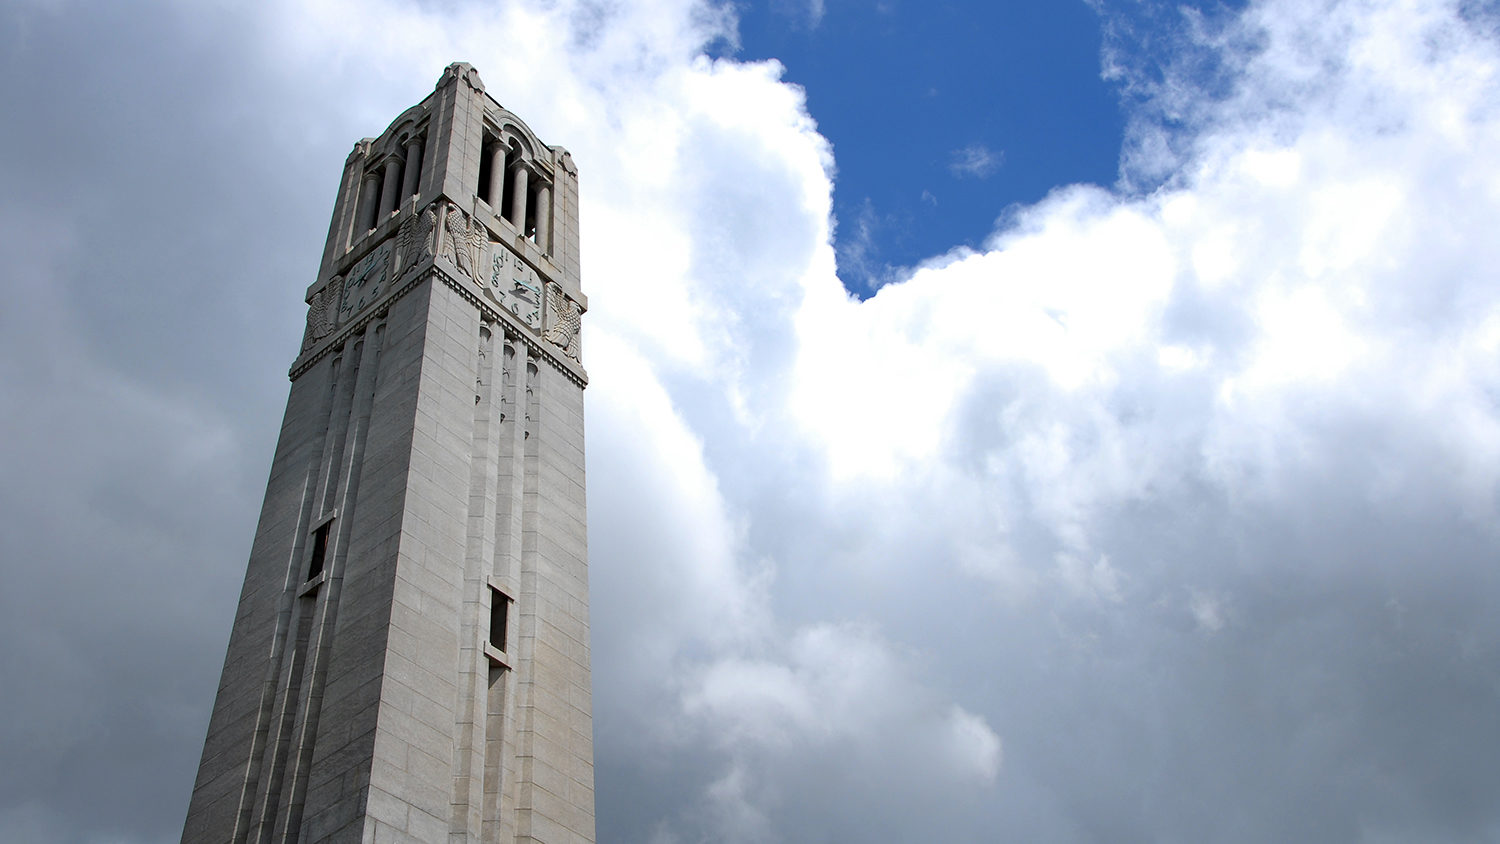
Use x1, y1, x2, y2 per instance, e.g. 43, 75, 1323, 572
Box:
491, 247, 541, 330
340, 241, 392, 322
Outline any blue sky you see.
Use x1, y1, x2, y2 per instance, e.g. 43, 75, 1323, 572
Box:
735, 1, 1126, 288
5, 0, 1500, 841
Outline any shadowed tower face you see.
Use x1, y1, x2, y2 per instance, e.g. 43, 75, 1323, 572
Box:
183, 63, 593, 844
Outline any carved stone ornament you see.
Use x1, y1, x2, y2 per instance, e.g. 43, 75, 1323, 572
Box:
439, 61, 485, 93
395, 205, 436, 276
443, 205, 486, 281
301, 276, 341, 353
545, 284, 582, 361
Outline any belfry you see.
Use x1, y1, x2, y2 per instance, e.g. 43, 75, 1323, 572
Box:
183, 63, 594, 843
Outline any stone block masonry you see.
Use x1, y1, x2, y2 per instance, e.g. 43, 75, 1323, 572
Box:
183, 62, 593, 844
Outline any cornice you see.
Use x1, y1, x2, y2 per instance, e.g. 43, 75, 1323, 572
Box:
289, 263, 587, 389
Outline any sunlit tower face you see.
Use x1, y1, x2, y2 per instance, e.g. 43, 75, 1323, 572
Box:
182, 62, 594, 844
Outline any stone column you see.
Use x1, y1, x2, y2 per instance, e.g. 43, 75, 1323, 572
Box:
357, 170, 382, 232
401, 137, 424, 199
533, 183, 551, 253
378, 157, 403, 219
487, 146, 507, 211
509, 164, 529, 231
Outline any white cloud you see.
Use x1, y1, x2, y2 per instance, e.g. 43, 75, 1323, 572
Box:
9, 0, 1500, 841
771, 0, 826, 29
944, 705, 1003, 784
678, 624, 1002, 836
948, 142, 1003, 179
636, 0, 1500, 833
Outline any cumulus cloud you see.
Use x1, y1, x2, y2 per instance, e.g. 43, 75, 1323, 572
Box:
6, 0, 1500, 842
672, 624, 1002, 840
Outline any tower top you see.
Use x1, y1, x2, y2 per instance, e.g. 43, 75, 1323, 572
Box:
439, 61, 487, 93
299, 61, 585, 385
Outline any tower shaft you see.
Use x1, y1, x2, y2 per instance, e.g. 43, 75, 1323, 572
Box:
184, 63, 593, 844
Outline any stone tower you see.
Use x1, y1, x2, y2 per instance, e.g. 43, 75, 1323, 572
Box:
183, 63, 593, 843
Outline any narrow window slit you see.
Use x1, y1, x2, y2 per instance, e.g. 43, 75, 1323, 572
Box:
489, 586, 509, 654
307, 520, 332, 580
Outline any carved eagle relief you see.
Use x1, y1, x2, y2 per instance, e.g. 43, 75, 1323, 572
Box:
301, 276, 342, 353
545, 284, 582, 362
396, 206, 436, 276
443, 205, 487, 281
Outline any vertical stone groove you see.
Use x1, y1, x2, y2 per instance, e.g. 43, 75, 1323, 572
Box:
487, 336, 526, 842
231, 354, 344, 844
512, 356, 542, 840
452, 321, 503, 840
247, 339, 363, 843
277, 323, 387, 841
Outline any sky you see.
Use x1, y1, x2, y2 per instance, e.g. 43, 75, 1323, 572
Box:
2, 0, 1500, 842
733, 0, 1128, 289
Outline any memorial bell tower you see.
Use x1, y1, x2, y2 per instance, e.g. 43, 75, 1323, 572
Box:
183, 63, 594, 843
